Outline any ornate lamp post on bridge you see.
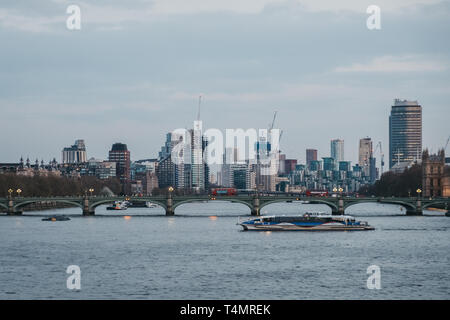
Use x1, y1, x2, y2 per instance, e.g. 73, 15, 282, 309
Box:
16, 189, 22, 197
166, 186, 175, 216
88, 188, 94, 197
6, 188, 18, 215
337, 187, 344, 215
416, 188, 422, 215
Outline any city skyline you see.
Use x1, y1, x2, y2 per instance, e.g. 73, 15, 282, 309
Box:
1, 0, 449, 164
0, 109, 441, 169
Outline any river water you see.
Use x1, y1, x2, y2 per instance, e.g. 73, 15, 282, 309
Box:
0, 202, 448, 299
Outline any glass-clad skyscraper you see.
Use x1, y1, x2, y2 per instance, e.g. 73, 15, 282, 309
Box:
389, 99, 422, 169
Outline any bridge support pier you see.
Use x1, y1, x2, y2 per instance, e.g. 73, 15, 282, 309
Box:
82, 197, 95, 216
406, 210, 423, 216
251, 197, 260, 216
82, 209, 95, 216
6, 196, 22, 216
166, 195, 174, 216
332, 199, 345, 215
407, 199, 423, 216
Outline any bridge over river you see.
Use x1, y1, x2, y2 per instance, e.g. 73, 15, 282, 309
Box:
1, 193, 449, 216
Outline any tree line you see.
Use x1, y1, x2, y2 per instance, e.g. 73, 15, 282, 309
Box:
359, 164, 422, 197
0, 174, 122, 197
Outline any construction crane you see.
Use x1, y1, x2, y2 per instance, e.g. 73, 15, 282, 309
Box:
270, 110, 278, 131
374, 141, 385, 176
197, 95, 202, 121
445, 135, 450, 152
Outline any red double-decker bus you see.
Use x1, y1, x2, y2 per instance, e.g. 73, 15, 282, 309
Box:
211, 188, 237, 196
305, 190, 329, 197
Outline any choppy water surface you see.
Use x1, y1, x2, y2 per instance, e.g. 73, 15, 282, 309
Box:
0, 202, 449, 299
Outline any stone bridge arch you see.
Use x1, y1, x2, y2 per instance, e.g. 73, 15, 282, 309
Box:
13, 199, 84, 212
172, 198, 253, 214
422, 201, 449, 211
343, 199, 417, 214
259, 198, 338, 213
89, 198, 167, 211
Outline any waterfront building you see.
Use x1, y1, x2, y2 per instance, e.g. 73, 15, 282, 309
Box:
359, 137, 373, 177
156, 155, 175, 189
157, 132, 187, 190
134, 159, 158, 173
62, 139, 87, 164
306, 149, 318, 167
339, 161, 352, 172
278, 154, 286, 175
369, 157, 378, 184
422, 149, 445, 197
220, 148, 255, 189
322, 157, 336, 172
190, 122, 205, 191
309, 160, 321, 172
443, 167, 450, 197
108, 143, 131, 193
284, 159, 298, 175
331, 139, 344, 162
389, 99, 422, 169
1, 157, 61, 177
132, 168, 159, 195
87, 158, 116, 180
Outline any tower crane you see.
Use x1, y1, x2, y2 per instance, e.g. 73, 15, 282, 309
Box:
445, 135, 450, 152
270, 110, 278, 131
197, 95, 202, 121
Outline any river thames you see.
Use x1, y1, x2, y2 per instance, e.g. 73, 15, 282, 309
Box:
0, 202, 449, 299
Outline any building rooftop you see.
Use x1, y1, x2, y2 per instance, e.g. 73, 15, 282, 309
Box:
393, 99, 420, 107
110, 143, 128, 151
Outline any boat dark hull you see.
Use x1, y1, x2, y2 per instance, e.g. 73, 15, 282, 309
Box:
241, 224, 374, 231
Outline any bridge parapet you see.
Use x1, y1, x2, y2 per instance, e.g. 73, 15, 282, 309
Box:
1, 195, 449, 216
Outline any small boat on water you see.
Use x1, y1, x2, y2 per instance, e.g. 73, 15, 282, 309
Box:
146, 202, 158, 208
42, 216, 71, 221
117, 201, 158, 208
106, 201, 128, 210
238, 212, 374, 231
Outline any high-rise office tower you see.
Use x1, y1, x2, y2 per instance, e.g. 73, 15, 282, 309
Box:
190, 121, 205, 191
62, 139, 87, 164
389, 99, 422, 168
108, 143, 131, 193
330, 139, 344, 162
359, 138, 373, 177
306, 149, 318, 167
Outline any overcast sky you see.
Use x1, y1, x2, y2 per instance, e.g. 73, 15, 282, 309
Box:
1, 0, 449, 166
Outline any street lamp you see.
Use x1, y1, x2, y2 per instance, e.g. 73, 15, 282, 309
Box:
8, 189, 13, 197
88, 188, 94, 197
16, 189, 22, 197
333, 187, 338, 193
168, 186, 174, 193
416, 188, 422, 198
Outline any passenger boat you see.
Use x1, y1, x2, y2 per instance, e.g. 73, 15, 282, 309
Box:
238, 212, 374, 231
42, 215, 70, 221
106, 201, 128, 210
